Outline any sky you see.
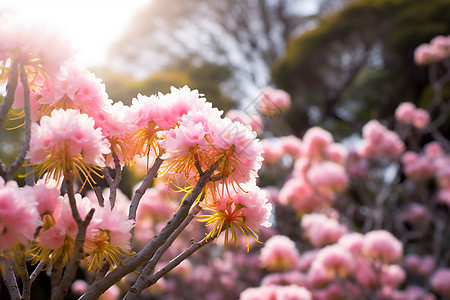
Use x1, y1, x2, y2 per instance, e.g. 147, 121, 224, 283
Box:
3, 0, 150, 67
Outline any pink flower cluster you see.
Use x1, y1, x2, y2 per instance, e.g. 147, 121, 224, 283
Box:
301, 213, 347, 247
259, 235, 300, 271
395, 102, 430, 129
240, 284, 311, 300
414, 35, 450, 65
0, 7, 71, 83
400, 141, 450, 209
0, 178, 41, 252
261, 135, 302, 164
257, 86, 291, 116
359, 120, 405, 159
32, 186, 133, 270
279, 127, 349, 214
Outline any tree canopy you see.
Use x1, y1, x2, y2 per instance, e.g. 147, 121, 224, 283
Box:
273, 0, 450, 137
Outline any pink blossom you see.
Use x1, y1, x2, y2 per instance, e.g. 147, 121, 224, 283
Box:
392, 285, 437, 300
360, 120, 405, 159
302, 127, 333, 161
346, 150, 368, 177
395, 102, 416, 123
27, 109, 111, 180
438, 187, 450, 207
226, 109, 263, 134
312, 244, 356, 279
261, 139, 283, 164
414, 43, 445, 65
71, 280, 88, 296
362, 230, 403, 263
430, 268, 450, 297
417, 255, 435, 276
0, 179, 40, 251
380, 264, 406, 287
279, 135, 303, 159
306, 161, 349, 196
424, 141, 444, 158
412, 108, 430, 129
98, 284, 121, 300
307, 262, 333, 288
297, 250, 319, 272
259, 235, 300, 271
301, 213, 347, 247
338, 233, 364, 255
435, 162, 450, 188
240, 285, 312, 300
32, 179, 62, 217
325, 143, 347, 165
354, 257, 377, 288
198, 183, 272, 250
404, 254, 421, 273
404, 203, 429, 224
0, 7, 71, 82
278, 178, 331, 214
258, 87, 291, 116
401, 152, 435, 181
261, 271, 307, 287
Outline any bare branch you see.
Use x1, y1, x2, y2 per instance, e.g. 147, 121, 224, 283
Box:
80, 164, 216, 300
7, 65, 33, 180
125, 201, 203, 298
0, 255, 21, 300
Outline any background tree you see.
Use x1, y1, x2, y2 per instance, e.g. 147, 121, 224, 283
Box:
108, 0, 315, 101
273, 0, 450, 137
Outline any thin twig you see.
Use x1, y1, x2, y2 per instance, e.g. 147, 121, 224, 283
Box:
7, 65, 33, 180
51, 176, 95, 300
128, 156, 163, 236
80, 165, 216, 300
139, 232, 217, 292
0, 254, 21, 300
0, 60, 18, 129
124, 201, 204, 299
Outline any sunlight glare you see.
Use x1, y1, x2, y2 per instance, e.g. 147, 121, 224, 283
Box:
2, 0, 149, 67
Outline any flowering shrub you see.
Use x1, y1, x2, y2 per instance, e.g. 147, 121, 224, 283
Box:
0, 8, 270, 300
1, 6, 450, 300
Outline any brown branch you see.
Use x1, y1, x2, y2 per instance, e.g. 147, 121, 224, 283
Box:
0, 254, 21, 300
124, 201, 204, 299
80, 164, 216, 300
51, 176, 95, 300
7, 65, 33, 181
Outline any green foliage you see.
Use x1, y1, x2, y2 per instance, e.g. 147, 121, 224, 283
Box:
273, 0, 450, 137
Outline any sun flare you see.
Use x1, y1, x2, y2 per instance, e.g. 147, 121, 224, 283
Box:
2, 0, 149, 67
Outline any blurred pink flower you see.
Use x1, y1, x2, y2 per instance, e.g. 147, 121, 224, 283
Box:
380, 264, 406, 288
392, 285, 437, 300
362, 230, 403, 263
260, 235, 300, 272
306, 161, 349, 196
302, 127, 333, 161
412, 108, 430, 129
71, 279, 88, 296
430, 268, 450, 297
312, 244, 356, 279
338, 233, 364, 255
360, 120, 405, 159
302, 213, 347, 247
226, 109, 263, 134
258, 87, 291, 116
261, 271, 307, 287
395, 102, 416, 124
0, 179, 40, 251
279, 135, 303, 159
